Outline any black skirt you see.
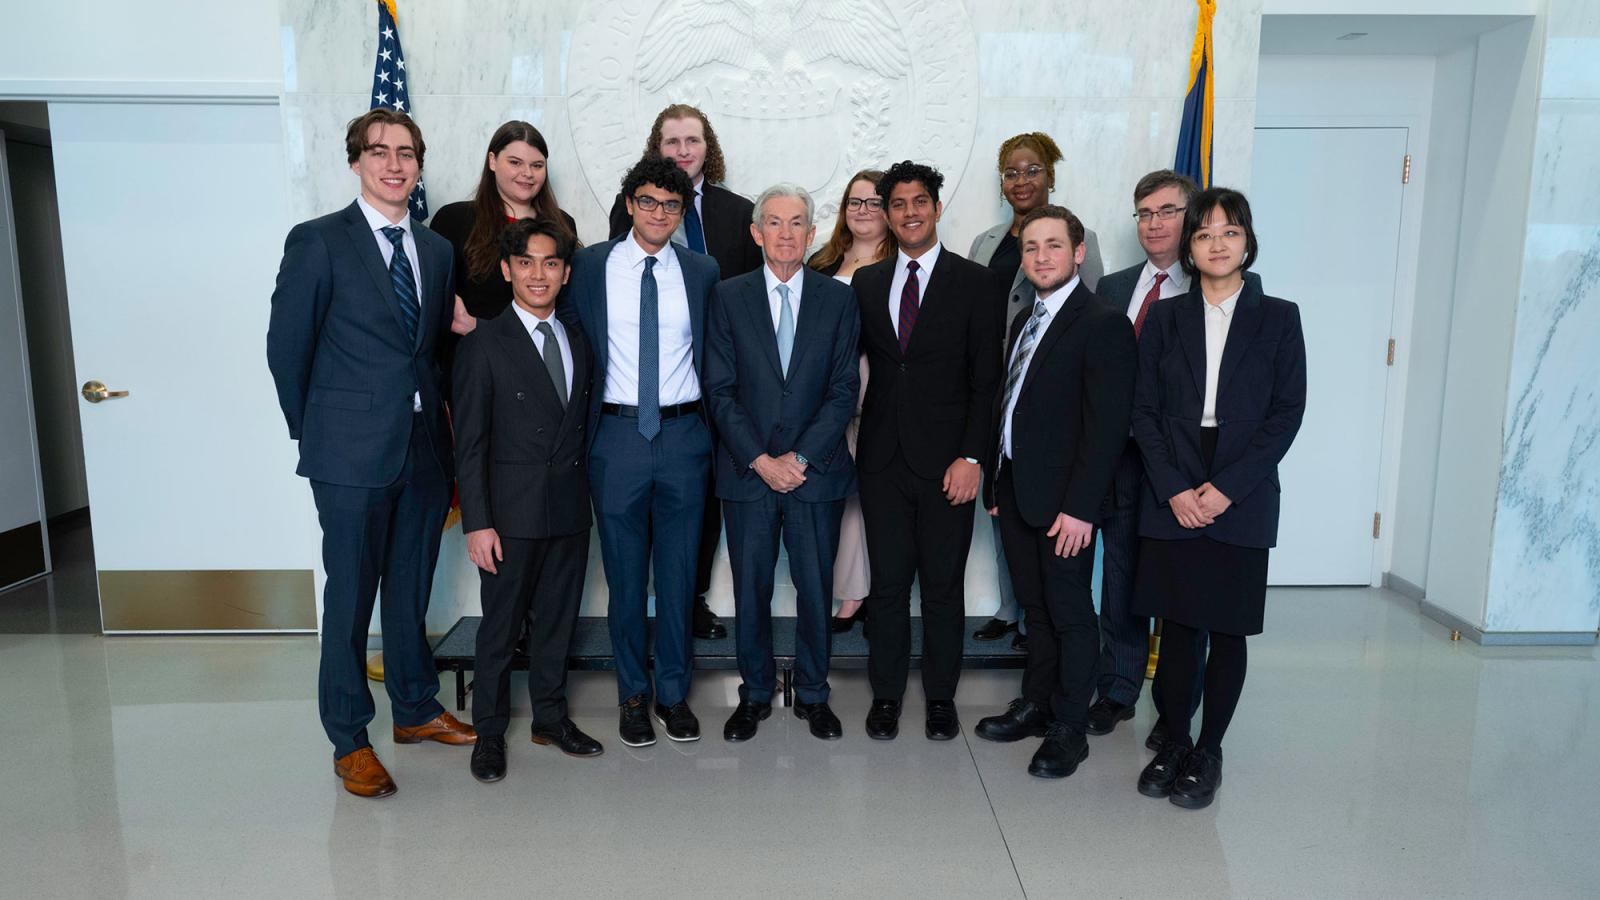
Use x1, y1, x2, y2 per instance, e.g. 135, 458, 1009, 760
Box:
1132, 426, 1269, 636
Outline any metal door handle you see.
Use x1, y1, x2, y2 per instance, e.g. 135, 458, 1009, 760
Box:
82, 380, 130, 403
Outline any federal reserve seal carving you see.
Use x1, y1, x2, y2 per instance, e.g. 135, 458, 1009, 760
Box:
567, 0, 980, 232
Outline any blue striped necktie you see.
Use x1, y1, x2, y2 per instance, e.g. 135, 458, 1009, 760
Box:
380, 226, 419, 346
637, 256, 660, 440
1003, 300, 1049, 417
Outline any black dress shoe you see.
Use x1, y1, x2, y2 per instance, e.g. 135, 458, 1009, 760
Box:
470, 735, 507, 783
1145, 718, 1170, 752
925, 700, 960, 741
531, 718, 604, 758
1028, 724, 1089, 779
692, 596, 728, 640
723, 700, 771, 742
1011, 632, 1029, 652
794, 701, 843, 739
975, 698, 1050, 743
653, 701, 702, 742
1085, 698, 1136, 736
1170, 747, 1223, 809
830, 605, 867, 634
1137, 738, 1192, 798
865, 698, 901, 740
618, 694, 656, 747
972, 617, 1017, 641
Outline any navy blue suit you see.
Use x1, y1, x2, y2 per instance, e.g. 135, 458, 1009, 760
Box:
562, 236, 719, 706
267, 200, 455, 759
704, 267, 860, 704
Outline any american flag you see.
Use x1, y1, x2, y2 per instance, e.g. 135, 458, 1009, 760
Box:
370, 0, 428, 219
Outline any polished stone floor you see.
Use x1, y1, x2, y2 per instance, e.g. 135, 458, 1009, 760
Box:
2, 574, 1597, 896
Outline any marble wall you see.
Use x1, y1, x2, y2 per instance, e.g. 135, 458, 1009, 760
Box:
277, 0, 1263, 620
1485, 0, 1600, 633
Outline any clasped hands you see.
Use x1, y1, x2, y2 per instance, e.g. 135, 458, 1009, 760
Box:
1169, 482, 1232, 529
753, 452, 808, 492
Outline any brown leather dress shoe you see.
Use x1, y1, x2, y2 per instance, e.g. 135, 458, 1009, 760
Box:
393, 711, 478, 745
334, 747, 397, 798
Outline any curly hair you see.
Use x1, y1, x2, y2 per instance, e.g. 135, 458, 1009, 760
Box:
995, 132, 1063, 188
619, 154, 695, 206
876, 160, 946, 205
643, 103, 727, 184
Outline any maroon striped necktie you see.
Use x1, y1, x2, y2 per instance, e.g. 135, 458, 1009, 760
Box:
898, 259, 921, 353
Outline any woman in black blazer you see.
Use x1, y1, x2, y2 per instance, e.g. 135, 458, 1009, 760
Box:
1130, 187, 1307, 809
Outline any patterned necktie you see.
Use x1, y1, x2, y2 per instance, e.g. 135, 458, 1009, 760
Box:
683, 194, 707, 254
1002, 300, 1049, 419
535, 320, 567, 407
776, 283, 795, 376
1133, 271, 1167, 338
637, 256, 660, 441
380, 226, 419, 346
897, 259, 920, 354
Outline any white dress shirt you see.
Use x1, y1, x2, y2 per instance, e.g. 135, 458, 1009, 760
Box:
763, 265, 803, 328
1002, 275, 1078, 459
888, 242, 943, 333
603, 232, 700, 405
356, 195, 424, 412
1126, 259, 1189, 321
509, 302, 573, 399
1201, 286, 1243, 427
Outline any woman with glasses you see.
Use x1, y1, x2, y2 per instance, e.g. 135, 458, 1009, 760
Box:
1130, 187, 1306, 809
966, 132, 1105, 649
809, 170, 896, 633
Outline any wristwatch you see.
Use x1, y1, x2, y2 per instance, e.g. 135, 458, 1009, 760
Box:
794, 453, 809, 468
962, 456, 979, 465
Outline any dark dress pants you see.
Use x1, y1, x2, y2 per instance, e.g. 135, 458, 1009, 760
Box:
472, 530, 589, 737
311, 414, 450, 760
724, 492, 843, 705
1097, 439, 1153, 706
589, 412, 711, 706
860, 449, 976, 702
995, 468, 1099, 732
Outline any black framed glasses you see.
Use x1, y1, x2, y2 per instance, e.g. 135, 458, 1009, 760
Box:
632, 194, 685, 215
845, 197, 885, 211
1134, 206, 1186, 223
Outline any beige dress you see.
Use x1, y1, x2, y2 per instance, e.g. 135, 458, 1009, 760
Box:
833, 272, 871, 602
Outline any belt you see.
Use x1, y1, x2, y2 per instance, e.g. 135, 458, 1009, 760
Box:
601, 400, 701, 420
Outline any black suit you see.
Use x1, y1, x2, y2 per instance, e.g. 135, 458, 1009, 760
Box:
453, 306, 593, 735
267, 200, 455, 760
854, 246, 1002, 702
984, 280, 1136, 731
610, 183, 763, 604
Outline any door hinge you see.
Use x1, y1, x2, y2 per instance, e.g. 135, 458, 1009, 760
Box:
1402, 154, 1412, 184
1387, 338, 1396, 366
1373, 512, 1382, 539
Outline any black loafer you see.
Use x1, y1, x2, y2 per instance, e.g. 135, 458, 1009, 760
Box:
618, 694, 656, 747
692, 596, 728, 640
972, 618, 1017, 641
794, 700, 843, 740
1011, 632, 1029, 652
975, 698, 1050, 743
723, 700, 771, 742
925, 700, 960, 741
1137, 738, 1192, 798
865, 698, 902, 740
653, 701, 702, 742
1085, 698, 1136, 736
1170, 747, 1223, 809
470, 735, 507, 783
1145, 718, 1170, 752
531, 718, 603, 757
1028, 724, 1089, 779
830, 606, 867, 634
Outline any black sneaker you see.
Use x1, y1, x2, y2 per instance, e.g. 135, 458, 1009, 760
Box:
618, 694, 656, 747
1137, 738, 1193, 798
1170, 747, 1223, 809
653, 701, 702, 742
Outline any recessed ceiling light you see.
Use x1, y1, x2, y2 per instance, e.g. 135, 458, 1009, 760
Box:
1337, 32, 1369, 40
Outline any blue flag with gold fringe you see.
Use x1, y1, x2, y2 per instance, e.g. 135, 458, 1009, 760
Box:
370, 0, 428, 219
1174, 0, 1216, 188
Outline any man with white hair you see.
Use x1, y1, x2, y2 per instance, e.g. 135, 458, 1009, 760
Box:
702, 184, 862, 741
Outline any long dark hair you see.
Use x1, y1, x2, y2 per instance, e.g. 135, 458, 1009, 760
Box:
808, 169, 895, 272
464, 121, 576, 283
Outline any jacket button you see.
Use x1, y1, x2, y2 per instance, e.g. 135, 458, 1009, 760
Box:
899, 364, 907, 372
572, 460, 579, 467
546, 461, 553, 467
537, 426, 545, 434
516, 391, 526, 401
776, 425, 786, 432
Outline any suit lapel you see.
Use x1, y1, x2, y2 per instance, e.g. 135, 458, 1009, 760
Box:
858, 260, 897, 357
557, 318, 589, 433
903, 247, 952, 358
671, 244, 706, 364
1215, 281, 1264, 400
1176, 290, 1207, 399
495, 310, 564, 413
584, 240, 618, 387
342, 203, 410, 344
1018, 283, 1090, 401
416, 226, 450, 353
743, 272, 785, 381
784, 269, 828, 382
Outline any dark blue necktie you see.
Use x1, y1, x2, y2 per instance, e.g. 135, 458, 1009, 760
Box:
638, 256, 660, 440
380, 226, 419, 346
683, 194, 707, 254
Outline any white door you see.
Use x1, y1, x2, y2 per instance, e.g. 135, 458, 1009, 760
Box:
0, 131, 51, 591
1250, 126, 1406, 585
49, 102, 318, 631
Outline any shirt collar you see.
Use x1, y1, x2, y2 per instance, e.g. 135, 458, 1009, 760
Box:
1033, 274, 1080, 318
1142, 258, 1187, 290
897, 242, 942, 275
356, 195, 411, 233
1207, 286, 1243, 317
763, 264, 803, 299
623, 230, 675, 272
510, 301, 558, 334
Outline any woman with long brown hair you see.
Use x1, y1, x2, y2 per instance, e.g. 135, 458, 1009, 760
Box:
808, 169, 895, 632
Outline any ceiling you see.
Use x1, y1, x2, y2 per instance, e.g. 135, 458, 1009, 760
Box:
1260, 14, 1526, 55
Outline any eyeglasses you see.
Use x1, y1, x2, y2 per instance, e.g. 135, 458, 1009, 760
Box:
1134, 206, 1186, 224
632, 194, 684, 215
845, 197, 884, 211
1191, 227, 1246, 245
1001, 165, 1046, 184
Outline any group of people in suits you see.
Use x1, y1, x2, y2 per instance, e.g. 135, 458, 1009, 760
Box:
268, 102, 1305, 812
